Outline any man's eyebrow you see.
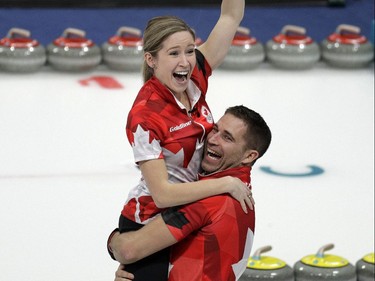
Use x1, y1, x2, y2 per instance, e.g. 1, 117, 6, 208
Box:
222, 128, 235, 140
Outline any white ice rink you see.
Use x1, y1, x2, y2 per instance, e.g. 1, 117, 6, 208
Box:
0, 61, 374, 280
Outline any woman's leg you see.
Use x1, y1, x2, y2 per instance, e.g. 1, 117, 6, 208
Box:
118, 215, 170, 281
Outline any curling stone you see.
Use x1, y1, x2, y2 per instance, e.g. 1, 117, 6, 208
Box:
239, 245, 294, 281
266, 25, 320, 70
220, 26, 265, 70
294, 243, 356, 281
47, 28, 101, 72
356, 253, 374, 281
102, 26, 143, 72
0, 27, 46, 72
321, 24, 374, 68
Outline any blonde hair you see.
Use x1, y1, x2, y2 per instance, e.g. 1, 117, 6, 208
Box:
142, 16, 196, 82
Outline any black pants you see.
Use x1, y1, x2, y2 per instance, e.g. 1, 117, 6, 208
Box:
118, 215, 170, 281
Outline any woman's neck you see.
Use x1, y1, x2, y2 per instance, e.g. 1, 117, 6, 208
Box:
175, 90, 191, 111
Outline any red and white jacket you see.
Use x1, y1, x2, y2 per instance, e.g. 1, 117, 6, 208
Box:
122, 50, 215, 224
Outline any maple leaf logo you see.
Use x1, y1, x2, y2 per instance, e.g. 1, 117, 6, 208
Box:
132, 125, 162, 159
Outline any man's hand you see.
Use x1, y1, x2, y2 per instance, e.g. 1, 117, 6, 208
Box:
227, 177, 255, 213
114, 264, 134, 281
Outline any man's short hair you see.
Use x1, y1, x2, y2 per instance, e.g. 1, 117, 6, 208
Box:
225, 105, 272, 164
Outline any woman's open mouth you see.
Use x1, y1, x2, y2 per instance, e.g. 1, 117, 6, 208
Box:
173, 71, 188, 83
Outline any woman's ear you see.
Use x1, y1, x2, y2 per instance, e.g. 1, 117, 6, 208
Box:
144, 52, 155, 68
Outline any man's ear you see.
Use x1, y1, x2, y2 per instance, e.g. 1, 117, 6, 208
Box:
144, 52, 155, 68
242, 150, 259, 165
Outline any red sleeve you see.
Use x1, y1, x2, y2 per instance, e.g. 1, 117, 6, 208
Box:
161, 196, 222, 241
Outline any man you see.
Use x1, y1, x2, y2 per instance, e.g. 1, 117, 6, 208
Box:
108, 105, 272, 280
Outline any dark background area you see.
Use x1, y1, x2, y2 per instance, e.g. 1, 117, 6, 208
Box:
0, 0, 373, 46
0, 0, 346, 8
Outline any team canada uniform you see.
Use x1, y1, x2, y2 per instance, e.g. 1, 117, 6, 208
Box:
121, 49, 214, 225
117, 50, 215, 280
162, 166, 255, 281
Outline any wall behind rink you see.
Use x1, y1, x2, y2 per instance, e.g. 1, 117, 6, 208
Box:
0, 0, 373, 46
0, 0, 348, 7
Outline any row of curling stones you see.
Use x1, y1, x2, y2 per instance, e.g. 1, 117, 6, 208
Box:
240, 244, 374, 280
220, 24, 374, 70
1, 24, 374, 73
0, 26, 143, 73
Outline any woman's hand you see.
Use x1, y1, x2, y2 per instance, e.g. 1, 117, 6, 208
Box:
226, 177, 255, 213
114, 264, 134, 281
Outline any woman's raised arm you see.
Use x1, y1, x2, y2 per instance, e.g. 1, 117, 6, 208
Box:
198, 0, 245, 70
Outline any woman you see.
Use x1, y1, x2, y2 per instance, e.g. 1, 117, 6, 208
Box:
112, 0, 251, 279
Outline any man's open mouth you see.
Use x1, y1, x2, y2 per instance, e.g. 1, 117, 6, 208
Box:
207, 149, 222, 160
